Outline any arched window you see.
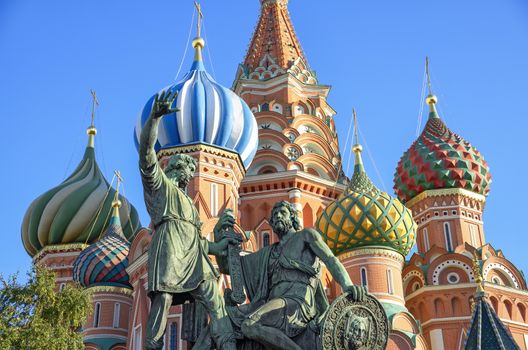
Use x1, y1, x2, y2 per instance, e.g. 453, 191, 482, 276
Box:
451, 297, 462, 316
387, 269, 394, 295
59, 283, 66, 292
260, 103, 269, 112
169, 322, 179, 350
263, 232, 270, 247
444, 222, 453, 252
93, 303, 101, 328
504, 300, 513, 319
434, 298, 445, 316
113, 303, 120, 328
517, 304, 526, 322
360, 267, 368, 291
423, 228, 430, 251
490, 296, 499, 312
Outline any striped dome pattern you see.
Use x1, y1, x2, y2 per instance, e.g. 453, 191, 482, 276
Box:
134, 60, 259, 169
394, 98, 492, 203
21, 134, 140, 257
73, 213, 131, 289
317, 147, 417, 257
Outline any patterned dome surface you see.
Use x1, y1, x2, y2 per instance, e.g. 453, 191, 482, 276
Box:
394, 97, 491, 203
317, 146, 417, 256
21, 130, 141, 257
134, 53, 258, 169
73, 209, 131, 289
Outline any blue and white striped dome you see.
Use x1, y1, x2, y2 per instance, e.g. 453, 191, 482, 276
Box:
134, 56, 258, 169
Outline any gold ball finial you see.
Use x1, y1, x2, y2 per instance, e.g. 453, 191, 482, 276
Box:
112, 199, 122, 209
352, 144, 363, 153
87, 126, 97, 136
192, 37, 205, 49
425, 94, 438, 105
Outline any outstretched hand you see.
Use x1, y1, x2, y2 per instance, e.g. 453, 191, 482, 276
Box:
344, 285, 367, 302
151, 90, 179, 119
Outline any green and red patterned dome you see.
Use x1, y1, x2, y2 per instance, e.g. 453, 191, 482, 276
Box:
394, 95, 492, 203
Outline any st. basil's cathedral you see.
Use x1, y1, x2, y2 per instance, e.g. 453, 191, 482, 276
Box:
20, 0, 528, 349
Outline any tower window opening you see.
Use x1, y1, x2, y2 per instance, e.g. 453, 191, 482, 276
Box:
59, 283, 66, 291
263, 232, 270, 247
447, 272, 460, 284
452, 210, 457, 215
444, 222, 453, 252
469, 224, 478, 247
210, 183, 218, 217
423, 228, 430, 251
133, 325, 142, 350
113, 302, 120, 328
260, 103, 269, 112
360, 267, 368, 291
169, 322, 178, 350
434, 212, 439, 217
94, 303, 101, 328
387, 269, 394, 295
443, 211, 448, 216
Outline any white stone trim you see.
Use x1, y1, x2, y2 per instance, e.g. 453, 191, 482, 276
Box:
483, 262, 520, 289
432, 259, 474, 285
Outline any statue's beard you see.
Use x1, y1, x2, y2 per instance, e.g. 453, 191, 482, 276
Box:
273, 219, 292, 238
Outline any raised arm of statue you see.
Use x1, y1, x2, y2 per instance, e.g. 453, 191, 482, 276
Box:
305, 228, 366, 301
139, 91, 178, 191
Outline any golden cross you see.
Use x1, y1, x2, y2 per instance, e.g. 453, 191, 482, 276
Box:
114, 170, 123, 199
90, 89, 99, 127
425, 56, 433, 95
352, 108, 359, 144
194, 1, 204, 37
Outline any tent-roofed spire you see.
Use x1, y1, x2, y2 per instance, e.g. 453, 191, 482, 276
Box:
464, 257, 520, 350
244, 0, 308, 71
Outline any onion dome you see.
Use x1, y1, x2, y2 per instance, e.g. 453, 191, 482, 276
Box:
134, 36, 258, 170
21, 127, 141, 257
73, 198, 131, 289
394, 94, 492, 203
317, 139, 417, 257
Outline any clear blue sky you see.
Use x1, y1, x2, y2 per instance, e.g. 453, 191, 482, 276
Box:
1, 0, 527, 279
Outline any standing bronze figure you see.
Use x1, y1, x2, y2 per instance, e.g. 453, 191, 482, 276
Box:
139, 91, 236, 350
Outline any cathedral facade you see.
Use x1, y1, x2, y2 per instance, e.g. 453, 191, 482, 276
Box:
21, 1, 528, 349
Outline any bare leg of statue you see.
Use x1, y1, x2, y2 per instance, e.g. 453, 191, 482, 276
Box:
240, 298, 302, 350
145, 292, 173, 349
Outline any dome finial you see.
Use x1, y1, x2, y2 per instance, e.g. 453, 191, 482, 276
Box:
111, 170, 123, 218
192, 1, 205, 62
472, 253, 486, 298
425, 57, 439, 118
352, 108, 363, 167
87, 89, 99, 148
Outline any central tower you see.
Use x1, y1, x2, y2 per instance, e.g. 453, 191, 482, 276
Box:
235, 0, 345, 246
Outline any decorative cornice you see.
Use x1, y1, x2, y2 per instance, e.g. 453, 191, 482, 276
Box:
87, 285, 133, 296
33, 244, 87, 263
158, 143, 246, 178
338, 247, 405, 263
405, 188, 486, 208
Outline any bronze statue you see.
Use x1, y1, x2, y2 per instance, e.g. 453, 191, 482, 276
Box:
207, 201, 367, 350
139, 91, 236, 350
